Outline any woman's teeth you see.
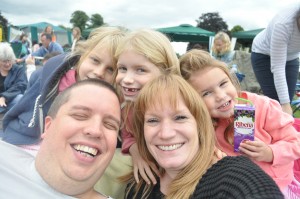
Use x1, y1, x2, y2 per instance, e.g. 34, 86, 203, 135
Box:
158, 143, 183, 151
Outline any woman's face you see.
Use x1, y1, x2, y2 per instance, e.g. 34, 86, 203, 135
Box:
116, 50, 161, 102
144, 96, 199, 173
214, 39, 225, 53
78, 46, 114, 84
0, 59, 13, 73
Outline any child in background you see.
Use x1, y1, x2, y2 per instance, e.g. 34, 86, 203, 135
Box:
180, 49, 300, 198
211, 31, 234, 65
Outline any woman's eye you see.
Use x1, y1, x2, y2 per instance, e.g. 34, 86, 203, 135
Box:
175, 115, 187, 121
146, 118, 158, 123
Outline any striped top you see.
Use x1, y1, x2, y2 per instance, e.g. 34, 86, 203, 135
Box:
252, 5, 300, 104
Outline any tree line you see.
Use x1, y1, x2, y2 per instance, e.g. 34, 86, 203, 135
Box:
0, 10, 244, 42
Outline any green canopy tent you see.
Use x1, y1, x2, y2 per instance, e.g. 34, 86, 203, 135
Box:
156, 24, 215, 43
231, 28, 264, 48
15, 22, 72, 46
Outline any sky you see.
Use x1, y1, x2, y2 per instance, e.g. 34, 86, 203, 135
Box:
1, 0, 299, 54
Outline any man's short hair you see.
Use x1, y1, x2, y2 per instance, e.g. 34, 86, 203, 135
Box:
41, 33, 52, 41
47, 78, 119, 118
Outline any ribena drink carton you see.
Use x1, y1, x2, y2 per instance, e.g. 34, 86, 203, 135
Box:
234, 104, 255, 152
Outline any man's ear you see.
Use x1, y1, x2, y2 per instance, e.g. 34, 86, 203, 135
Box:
41, 116, 53, 139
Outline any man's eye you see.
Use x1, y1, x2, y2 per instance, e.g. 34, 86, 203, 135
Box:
71, 114, 88, 121
104, 122, 119, 131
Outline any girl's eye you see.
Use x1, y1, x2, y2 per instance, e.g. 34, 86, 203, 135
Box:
220, 81, 228, 87
118, 66, 127, 72
106, 66, 114, 74
202, 91, 211, 97
137, 68, 146, 73
91, 57, 100, 64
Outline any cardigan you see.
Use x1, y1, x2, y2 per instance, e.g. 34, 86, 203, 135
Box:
126, 156, 283, 199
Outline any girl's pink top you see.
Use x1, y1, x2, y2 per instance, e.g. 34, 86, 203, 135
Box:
216, 91, 300, 191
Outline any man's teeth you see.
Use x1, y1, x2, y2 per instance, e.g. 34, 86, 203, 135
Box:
73, 144, 98, 157
124, 88, 139, 92
158, 144, 183, 151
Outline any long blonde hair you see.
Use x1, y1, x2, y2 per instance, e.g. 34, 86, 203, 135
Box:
211, 31, 231, 56
180, 49, 240, 145
68, 26, 128, 81
130, 73, 215, 199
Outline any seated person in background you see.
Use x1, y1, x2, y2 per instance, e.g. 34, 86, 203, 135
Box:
211, 31, 235, 65
0, 42, 27, 114
0, 78, 121, 199
125, 73, 283, 199
16, 33, 64, 64
18, 33, 31, 58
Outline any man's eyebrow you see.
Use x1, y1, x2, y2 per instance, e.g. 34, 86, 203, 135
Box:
71, 105, 121, 126
70, 105, 91, 112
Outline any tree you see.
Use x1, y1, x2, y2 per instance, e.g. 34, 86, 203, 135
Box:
231, 25, 244, 33
196, 12, 228, 33
187, 12, 228, 52
89, 14, 104, 28
70, 10, 89, 31
0, 11, 8, 41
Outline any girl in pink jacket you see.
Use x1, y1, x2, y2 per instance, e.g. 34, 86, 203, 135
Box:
180, 49, 300, 198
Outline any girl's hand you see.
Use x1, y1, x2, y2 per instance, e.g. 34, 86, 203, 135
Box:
0, 97, 7, 107
129, 143, 160, 184
239, 137, 274, 163
212, 147, 227, 164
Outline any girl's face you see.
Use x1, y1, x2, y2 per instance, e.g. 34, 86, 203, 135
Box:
116, 50, 161, 102
78, 46, 114, 84
214, 39, 225, 53
188, 67, 238, 119
144, 96, 199, 173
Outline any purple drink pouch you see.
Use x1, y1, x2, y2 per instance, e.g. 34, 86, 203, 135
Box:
234, 104, 255, 152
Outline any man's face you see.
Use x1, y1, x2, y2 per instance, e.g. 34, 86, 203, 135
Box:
41, 35, 50, 48
39, 84, 120, 192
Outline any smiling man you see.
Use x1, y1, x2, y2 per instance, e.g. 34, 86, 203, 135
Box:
0, 78, 121, 199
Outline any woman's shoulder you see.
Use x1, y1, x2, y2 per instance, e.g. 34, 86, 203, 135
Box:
193, 156, 283, 198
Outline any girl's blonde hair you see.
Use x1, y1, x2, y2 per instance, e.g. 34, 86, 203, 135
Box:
180, 49, 240, 145
115, 28, 180, 75
211, 31, 231, 55
129, 73, 215, 199
69, 26, 128, 81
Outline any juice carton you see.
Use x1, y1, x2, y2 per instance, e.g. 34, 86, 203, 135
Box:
234, 104, 255, 152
